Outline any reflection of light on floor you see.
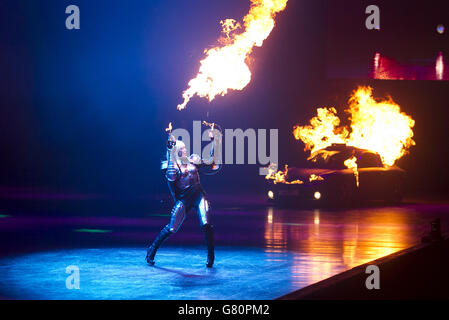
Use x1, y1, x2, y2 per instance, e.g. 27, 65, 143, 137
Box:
264, 206, 414, 287
267, 207, 273, 224
291, 254, 344, 286
0, 247, 302, 300
74, 228, 112, 233
0, 215, 10, 218
313, 209, 320, 238
342, 222, 359, 268
314, 210, 320, 225
436, 52, 444, 80
264, 208, 287, 257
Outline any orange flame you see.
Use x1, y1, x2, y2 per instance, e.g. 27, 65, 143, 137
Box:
344, 156, 359, 187
293, 86, 415, 166
309, 174, 324, 183
265, 164, 303, 185
165, 122, 173, 133
293, 107, 348, 154
177, 0, 288, 110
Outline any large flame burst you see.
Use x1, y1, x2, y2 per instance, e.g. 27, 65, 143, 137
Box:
177, 0, 288, 110
293, 86, 416, 167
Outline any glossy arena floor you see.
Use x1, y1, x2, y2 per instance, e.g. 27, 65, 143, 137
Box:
0, 192, 448, 300
0, 247, 309, 300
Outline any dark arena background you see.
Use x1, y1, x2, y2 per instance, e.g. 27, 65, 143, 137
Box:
1, 0, 449, 307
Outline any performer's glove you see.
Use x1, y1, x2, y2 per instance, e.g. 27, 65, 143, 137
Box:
208, 130, 215, 141
167, 135, 176, 150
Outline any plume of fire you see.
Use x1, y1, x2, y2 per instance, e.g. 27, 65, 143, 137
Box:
344, 156, 359, 187
293, 86, 416, 166
265, 164, 303, 185
293, 107, 348, 154
177, 0, 288, 110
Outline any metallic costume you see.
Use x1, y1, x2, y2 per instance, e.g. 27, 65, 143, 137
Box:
146, 134, 220, 268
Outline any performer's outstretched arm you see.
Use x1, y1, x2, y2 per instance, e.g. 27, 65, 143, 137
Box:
199, 131, 221, 170
166, 139, 180, 182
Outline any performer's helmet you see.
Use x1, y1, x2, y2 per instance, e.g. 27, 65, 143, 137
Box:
175, 140, 187, 159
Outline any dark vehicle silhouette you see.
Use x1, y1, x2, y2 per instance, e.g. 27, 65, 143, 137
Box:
266, 144, 405, 206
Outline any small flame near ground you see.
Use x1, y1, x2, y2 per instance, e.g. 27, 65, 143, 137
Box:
177, 0, 288, 110
309, 174, 324, 183
265, 164, 303, 185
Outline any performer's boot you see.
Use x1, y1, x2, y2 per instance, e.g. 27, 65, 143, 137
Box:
202, 224, 215, 268
146, 225, 172, 266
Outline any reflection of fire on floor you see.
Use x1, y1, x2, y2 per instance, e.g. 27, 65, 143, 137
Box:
0, 228, 412, 300
264, 206, 417, 287
1, 193, 449, 299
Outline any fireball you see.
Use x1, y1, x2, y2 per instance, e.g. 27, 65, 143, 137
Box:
177, 0, 288, 110
293, 86, 415, 167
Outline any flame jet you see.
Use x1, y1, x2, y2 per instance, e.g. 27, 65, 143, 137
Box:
177, 0, 288, 110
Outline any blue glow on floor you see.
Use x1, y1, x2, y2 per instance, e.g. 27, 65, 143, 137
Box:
0, 247, 308, 300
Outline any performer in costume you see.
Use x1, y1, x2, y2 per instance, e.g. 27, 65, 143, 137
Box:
146, 125, 221, 268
